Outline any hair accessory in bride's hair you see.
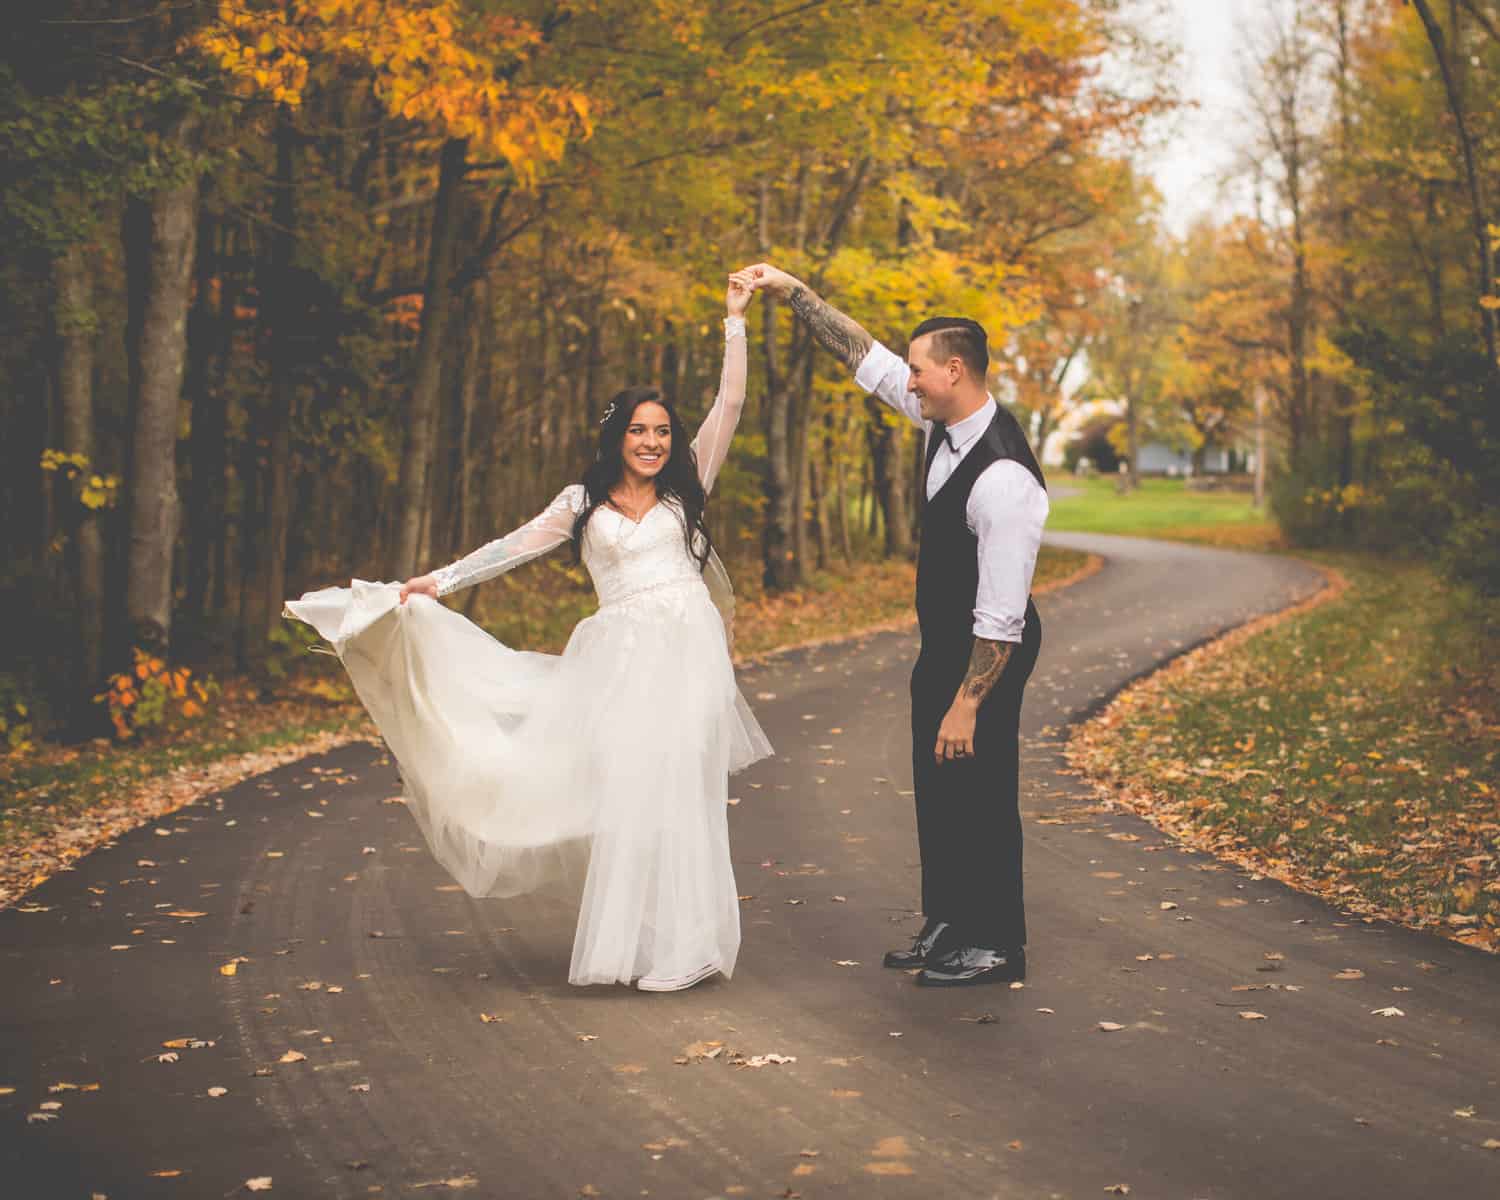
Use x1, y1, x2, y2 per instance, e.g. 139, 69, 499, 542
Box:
599, 400, 618, 426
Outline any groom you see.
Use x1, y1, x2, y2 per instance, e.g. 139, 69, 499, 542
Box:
735, 263, 1048, 986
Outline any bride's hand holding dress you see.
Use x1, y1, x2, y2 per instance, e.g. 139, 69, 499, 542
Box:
399, 574, 438, 604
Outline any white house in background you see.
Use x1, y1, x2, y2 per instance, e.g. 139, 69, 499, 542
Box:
1039, 395, 1237, 475
1139, 442, 1232, 475
1040, 396, 1122, 468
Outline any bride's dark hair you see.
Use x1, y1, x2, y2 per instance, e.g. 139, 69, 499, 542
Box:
572, 386, 713, 569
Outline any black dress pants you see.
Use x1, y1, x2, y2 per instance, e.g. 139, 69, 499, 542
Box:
909, 607, 1041, 950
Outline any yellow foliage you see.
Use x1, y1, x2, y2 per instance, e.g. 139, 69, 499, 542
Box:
191, 0, 592, 186
40, 450, 120, 511
821, 245, 1038, 353
39, 449, 88, 473
1307, 333, 1359, 384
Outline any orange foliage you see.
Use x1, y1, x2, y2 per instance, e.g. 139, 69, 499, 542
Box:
192, 0, 592, 184
94, 649, 217, 741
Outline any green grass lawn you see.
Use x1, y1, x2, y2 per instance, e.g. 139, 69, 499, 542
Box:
1047, 476, 1279, 548
1054, 476, 1500, 953
1069, 553, 1500, 952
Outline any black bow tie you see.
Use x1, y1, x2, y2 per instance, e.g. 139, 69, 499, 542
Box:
943, 430, 958, 451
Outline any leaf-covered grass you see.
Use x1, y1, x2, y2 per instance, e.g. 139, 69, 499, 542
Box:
1, 547, 1092, 905
1048, 475, 1282, 549
0, 683, 373, 905
1069, 553, 1500, 953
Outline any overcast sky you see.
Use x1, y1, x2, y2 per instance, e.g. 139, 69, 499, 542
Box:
1144, 0, 1258, 233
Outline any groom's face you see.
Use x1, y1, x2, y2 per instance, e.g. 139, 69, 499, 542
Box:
906, 335, 962, 421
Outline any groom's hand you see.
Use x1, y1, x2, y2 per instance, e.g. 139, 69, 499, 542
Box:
934, 697, 979, 764
734, 262, 805, 298
934, 637, 1013, 762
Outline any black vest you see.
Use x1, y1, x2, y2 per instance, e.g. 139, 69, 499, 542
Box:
914, 405, 1046, 667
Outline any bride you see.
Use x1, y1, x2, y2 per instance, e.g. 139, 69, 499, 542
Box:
283, 276, 772, 991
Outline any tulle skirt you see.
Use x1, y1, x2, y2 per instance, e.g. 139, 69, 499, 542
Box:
282, 576, 773, 985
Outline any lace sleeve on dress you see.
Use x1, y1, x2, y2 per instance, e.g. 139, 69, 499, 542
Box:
690, 317, 747, 495
430, 484, 585, 598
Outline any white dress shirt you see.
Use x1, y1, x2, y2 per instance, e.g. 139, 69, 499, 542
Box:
854, 339, 1049, 644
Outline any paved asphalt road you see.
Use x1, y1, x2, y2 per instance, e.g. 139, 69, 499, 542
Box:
4, 534, 1498, 1200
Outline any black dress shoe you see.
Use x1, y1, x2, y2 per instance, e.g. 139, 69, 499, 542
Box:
916, 945, 1026, 987
882, 919, 953, 969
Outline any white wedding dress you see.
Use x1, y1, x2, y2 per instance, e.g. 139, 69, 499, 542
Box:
283, 320, 772, 987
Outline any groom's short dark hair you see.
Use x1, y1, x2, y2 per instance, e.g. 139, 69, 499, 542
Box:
910, 316, 988, 382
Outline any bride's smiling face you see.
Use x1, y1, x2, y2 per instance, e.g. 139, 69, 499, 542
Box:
620, 400, 672, 482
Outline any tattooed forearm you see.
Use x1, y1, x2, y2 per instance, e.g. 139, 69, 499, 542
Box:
787, 285, 874, 372
959, 638, 1014, 705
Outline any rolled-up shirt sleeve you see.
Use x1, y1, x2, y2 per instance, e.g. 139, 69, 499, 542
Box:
967, 461, 1049, 643
853, 340, 927, 430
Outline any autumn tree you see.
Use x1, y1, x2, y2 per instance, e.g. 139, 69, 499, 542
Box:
0, 0, 1175, 745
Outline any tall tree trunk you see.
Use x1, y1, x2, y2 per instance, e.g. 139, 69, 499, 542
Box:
761, 305, 796, 588
1332, 1, 1358, 521
54, 241, 105, 707
185, 207, 224, 629
532, 220, 556, 486
809, 455, 829, 570
392, 136, 468, 576
789, 356, 815, 579
124, 115, 200, 658
1410, 0, 1497, 365
661, 326, 681, 411
211, 229, 242, 618
861, 461, 876, 538
1286, 155, 1311, 463
864, 398, 910, 557
252, 112, 299, 674
762, 160, 872, 588
1122, 391, 1140, 492
234, 408, 263, 674
471, 363, 515, 622
809, 405, 831, 571
1421, 186, 1448, 341
757, 181, 797, 590
583, 270, 607, 431
1253, 384, 1267, 509
908, 434, 924, 546
833, 407, 853, 562
455, 272, 489, 566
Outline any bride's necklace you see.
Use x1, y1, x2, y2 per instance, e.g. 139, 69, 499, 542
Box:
606, 484, 658, 524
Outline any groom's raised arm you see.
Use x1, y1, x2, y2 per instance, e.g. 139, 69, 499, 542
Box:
736, 263, 871, 368
734, 263, 926, 429
788, 283, 873, 372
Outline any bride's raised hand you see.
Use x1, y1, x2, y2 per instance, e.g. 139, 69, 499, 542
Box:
733, 262, 802, 298
399, 574, 440, 605
726, 274, 752, 317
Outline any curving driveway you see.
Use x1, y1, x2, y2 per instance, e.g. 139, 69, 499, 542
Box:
3, 534, 1498, 1198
